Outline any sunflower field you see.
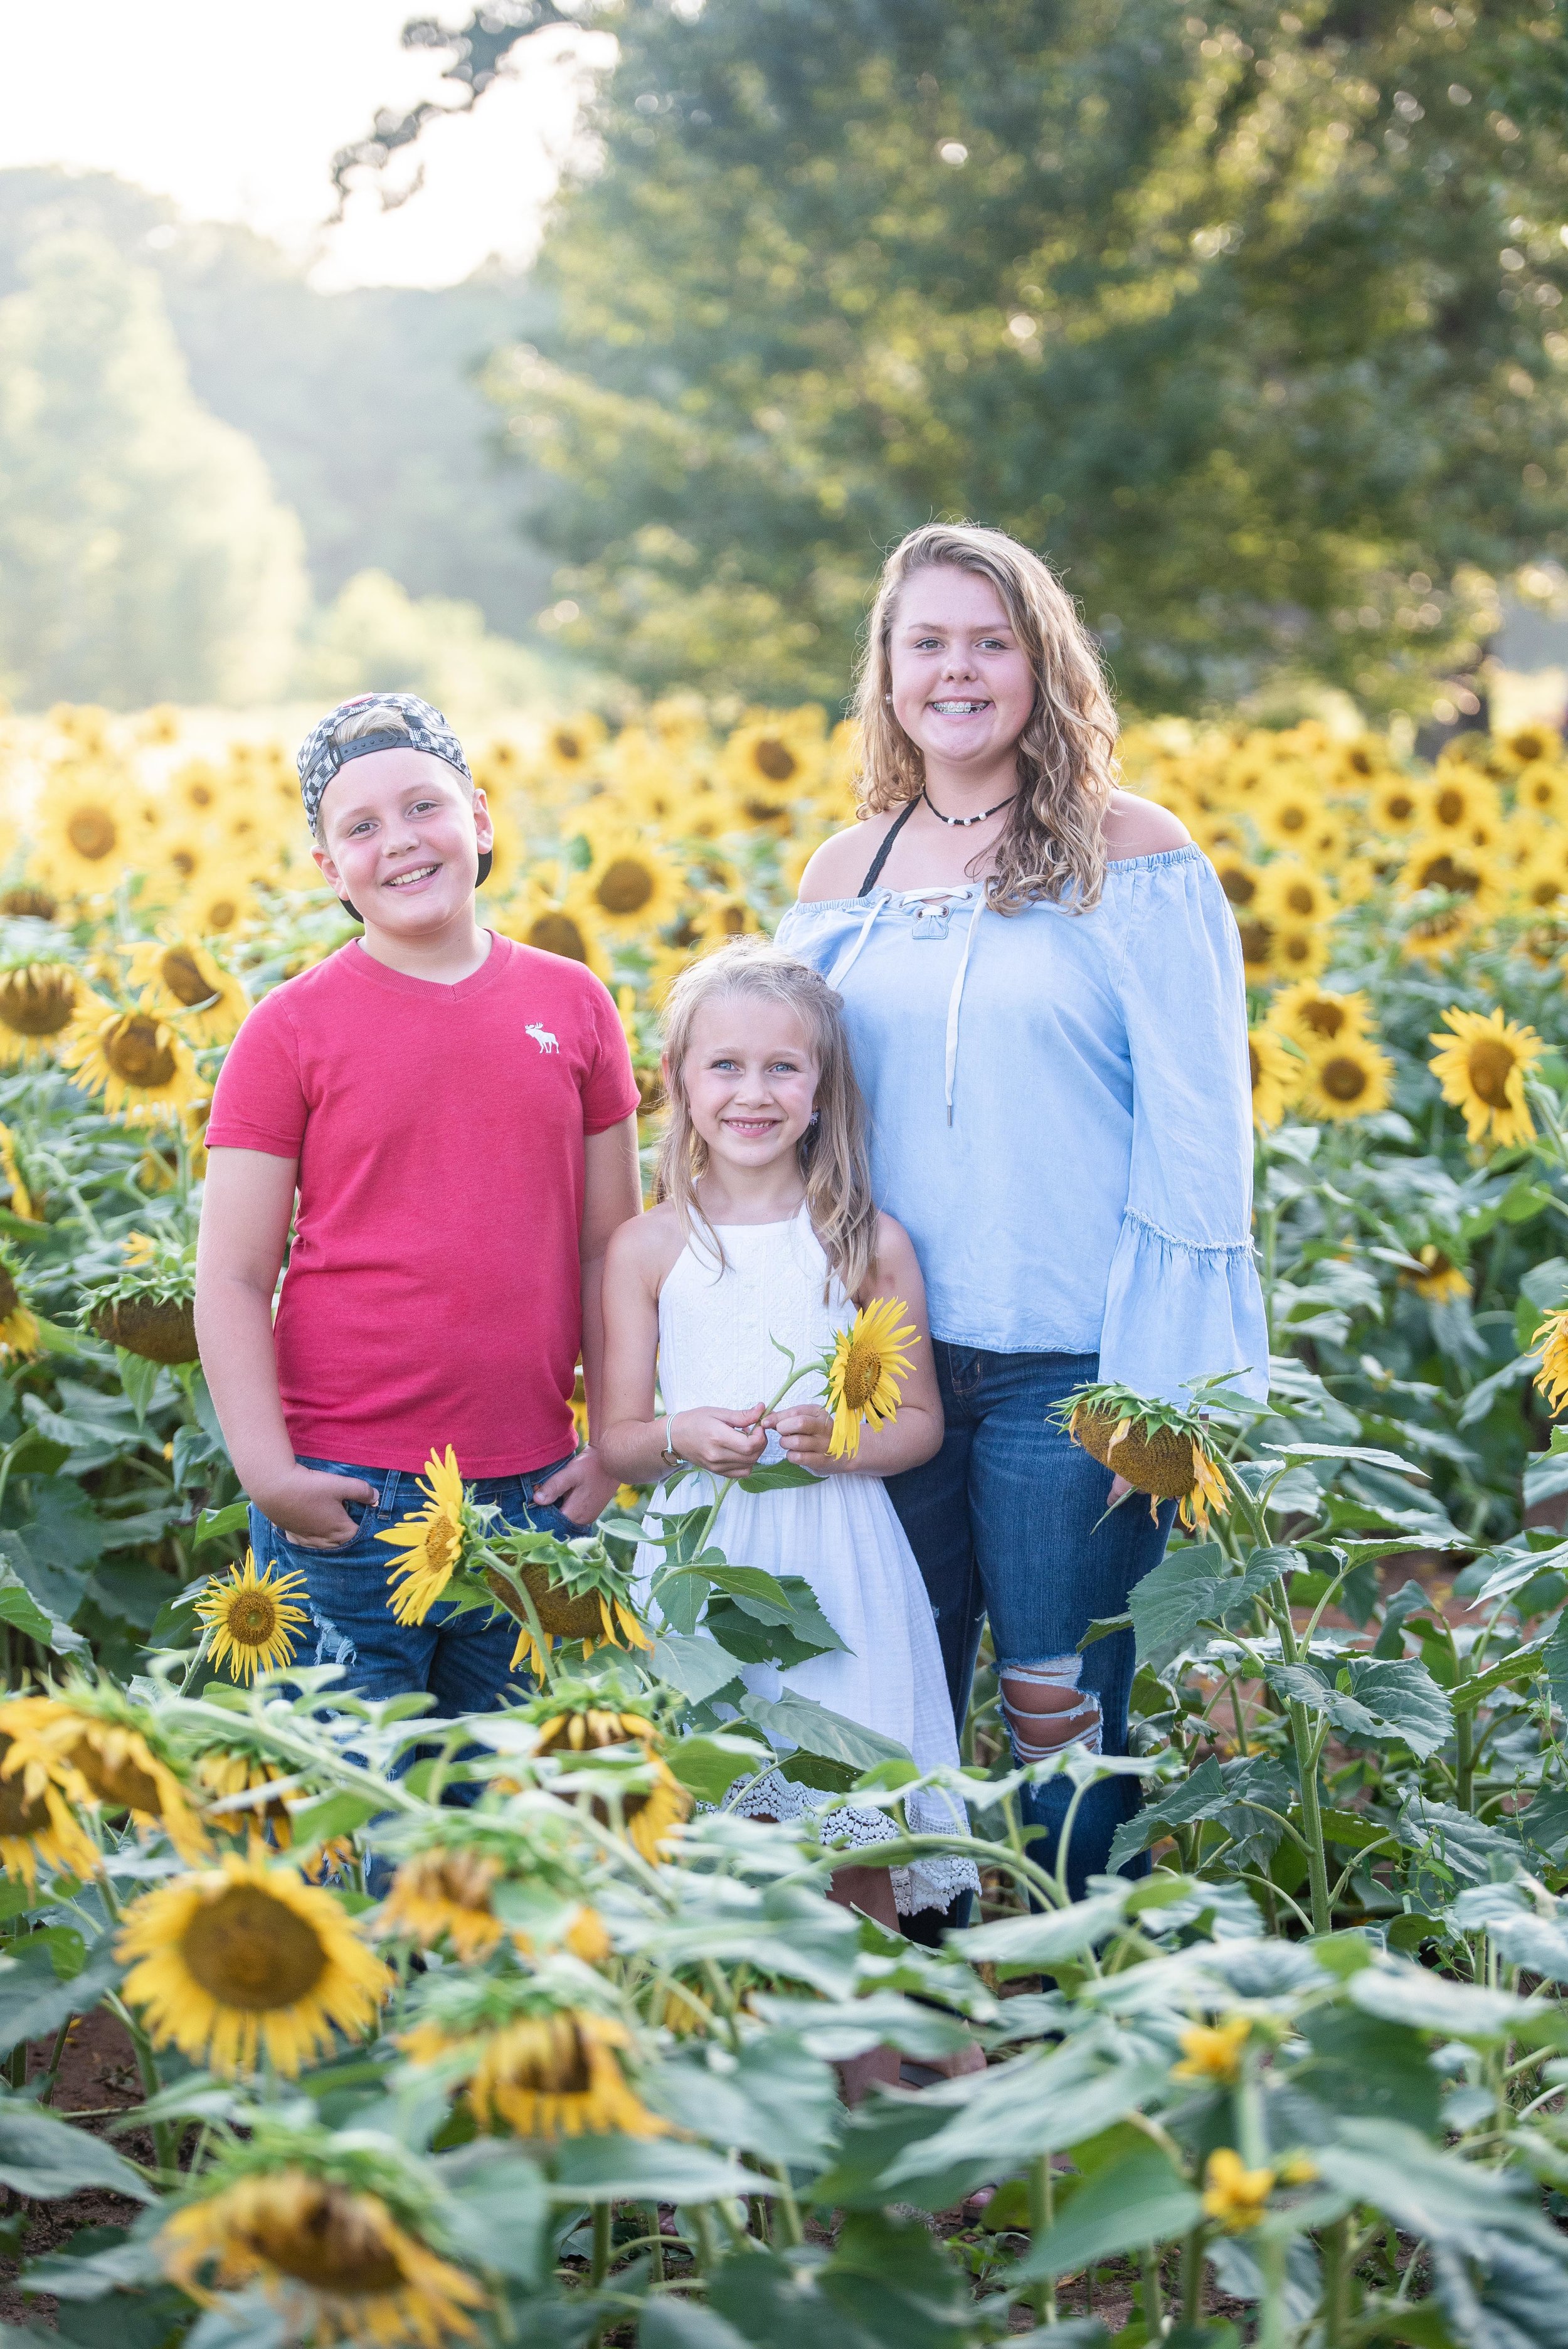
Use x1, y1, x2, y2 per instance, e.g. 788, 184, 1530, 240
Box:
9, 698, 1568, 2344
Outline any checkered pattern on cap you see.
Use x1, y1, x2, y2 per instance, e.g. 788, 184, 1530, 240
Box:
295, 692, 472, 831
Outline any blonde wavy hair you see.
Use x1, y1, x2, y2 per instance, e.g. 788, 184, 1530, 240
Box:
856, 522, 1118, 914
655, 940, 879, 1300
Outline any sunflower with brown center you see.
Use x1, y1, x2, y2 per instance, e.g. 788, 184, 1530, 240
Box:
531, 1705, 691, 1864
126, 936, 249, 1046
60, 995, 199, 1122
1397, 836, 1506, 958
119, 1851, 391, 2076
0, 1721, 100, 1885
9, 1693, 210, 1863
580, 827, 687, 936
1295, 1034, 1396, 1124
159, 2168, 485, 2347
403, 1976, 667, 2141
1429, 1005, 1545, 1147
0, 963, 87, 1066
194, 1551, 309, 1683
378, 1448, 474, 1625
824, 1296, 919, 1459
36, 776, 130, 893
378, 1848, 508, 1963
1268, 981, 1372, 1059
1066, 1384, 1230, 1532
1404, 1245, 1471, 1303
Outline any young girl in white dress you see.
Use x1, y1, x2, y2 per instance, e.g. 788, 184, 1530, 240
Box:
599, 941, 978, 2073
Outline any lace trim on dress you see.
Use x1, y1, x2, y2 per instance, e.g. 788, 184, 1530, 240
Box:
721, 1771, 981, 1918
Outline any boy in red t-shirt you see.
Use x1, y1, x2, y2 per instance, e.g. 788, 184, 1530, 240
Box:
196, 691, 642, 1730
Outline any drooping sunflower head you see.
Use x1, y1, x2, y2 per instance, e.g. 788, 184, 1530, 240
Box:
1398, 836, 1505, 958
1063, 1382, 1231, 1532
0, 1721, 100, 1886
125, 937, 249, 1046
0, 1245, 40, 1361
376, 1447, 475, 1626
824, 1296, 919, 1460
10, 1688, 209, 1862
403, 1971, 667, 2141
1534, 1304, 1568, 1417
59, 995, 199, 1123
1268, 980, 1373, 1059
528, 1700, 690, 1863
482, 1526, 655, 1680
194, 1551, 310, 1684
378, 1847, 507, 1964
0, 962, 84, 1066
1428, 1005, 1545, 1147
159, 2165, 485, 2348
118, 1850, 392, 2077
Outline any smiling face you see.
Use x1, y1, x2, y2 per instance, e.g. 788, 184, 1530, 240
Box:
676, 994, 819, 1177
887, 563, 1037, 782
312, 749, 492, 938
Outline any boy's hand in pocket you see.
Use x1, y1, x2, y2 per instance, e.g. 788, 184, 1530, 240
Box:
252, 1465, 377, 1549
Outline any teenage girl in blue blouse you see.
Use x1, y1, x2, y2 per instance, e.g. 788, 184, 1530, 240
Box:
777, 522, 1268, 1909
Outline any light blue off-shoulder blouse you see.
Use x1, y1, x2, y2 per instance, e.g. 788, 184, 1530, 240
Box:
775, 844, 1268, 1403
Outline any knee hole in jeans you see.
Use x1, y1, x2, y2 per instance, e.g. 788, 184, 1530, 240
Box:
1000, 1657, 1102, 1763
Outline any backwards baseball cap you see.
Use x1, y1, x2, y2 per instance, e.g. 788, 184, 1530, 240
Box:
296, 692, 473, 833
295, 693, 489, 920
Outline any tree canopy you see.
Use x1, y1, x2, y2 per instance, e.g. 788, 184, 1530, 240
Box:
0, 230, 308, 708
372, 0, 1568, 713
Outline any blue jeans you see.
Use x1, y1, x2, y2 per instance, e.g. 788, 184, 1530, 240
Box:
251, 1453, 583, 1884
885, 1347, 1173, 1902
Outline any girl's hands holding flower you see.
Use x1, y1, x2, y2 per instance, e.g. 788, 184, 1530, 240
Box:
765, 1402, 838, 1475
668, 1406, 768, 1478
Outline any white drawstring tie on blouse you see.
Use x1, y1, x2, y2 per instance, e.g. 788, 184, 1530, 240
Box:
826, 887, 984, 1125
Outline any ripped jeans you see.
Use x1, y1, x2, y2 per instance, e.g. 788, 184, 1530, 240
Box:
885, 1347, 1174, 1904
250, 1453, 581, 1887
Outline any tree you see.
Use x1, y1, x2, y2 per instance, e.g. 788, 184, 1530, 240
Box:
354, 0, 1568, 713
0, 230, 309, 708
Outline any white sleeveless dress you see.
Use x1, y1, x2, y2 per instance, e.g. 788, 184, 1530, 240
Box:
635, 1205, 978, 1917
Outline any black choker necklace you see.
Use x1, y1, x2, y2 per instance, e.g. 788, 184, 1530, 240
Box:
921, 786, 1017, 829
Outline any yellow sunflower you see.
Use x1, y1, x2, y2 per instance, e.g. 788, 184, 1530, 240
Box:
532, 1707, 690, 1864
1369, 773, 1428, 836
1248, 1025, 1300, 1132
0, 883, 58, 922
1404, 1246, 1471, 1303
1398, 837, 1507, 958
0, 1726, 100, 1886
1253, 776, 1322, 853
126, 939, 250, 1046
496, 874, 611, 981
0, 963, 88, 1066
1429, 1006, 1545, 1146
1203, 2148, 1276, 2233
59, 997, 200, 1123
6, 1695, 209, 1863
1268, 981, 1372, 1058
1534, 1306, 1568, 1415
1233, 913, 1276, 983
1295, 1036, 1396, 1123
1256, 860, 1333, 930
378, 1849, 507, 1963
1173, 2015, 1250, 2084
118, 1851, 391, 2076
177, 869, 255, 939
825, 1296, 919, 1460
193, 1750, 298, 1851
720, 710, 828, 820
0, 1254, 39, 1360
1509, 847, 1568, 916
579, 828, 688, 936
1513, 760, 1568, 823
377, 1448, 472, 1625
688, 893, 762, 950
159, 2169, 485, 2348
459, 2009, 667, 2140
0, 1121, 37, 1222
1427, 769, 1502, 836
1269, 923, 1332, 981
34, 770, 133, 891
534, 713, 608, 788
1497, 722, 1564, 772
1069, 1401, 1230, 1532
194, 1552, 309, 1684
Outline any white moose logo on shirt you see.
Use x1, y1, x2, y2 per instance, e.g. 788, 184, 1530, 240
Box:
526, 1022, 559, 1054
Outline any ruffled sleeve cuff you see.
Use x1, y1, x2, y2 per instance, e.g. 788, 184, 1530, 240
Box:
1098, 1208, 1269, 1404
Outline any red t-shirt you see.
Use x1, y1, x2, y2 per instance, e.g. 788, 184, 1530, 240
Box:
205, 933, 640, 1476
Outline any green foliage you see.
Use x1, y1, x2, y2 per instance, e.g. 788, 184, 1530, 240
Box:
0, 231, 308, 707
473, 0, 1568, 709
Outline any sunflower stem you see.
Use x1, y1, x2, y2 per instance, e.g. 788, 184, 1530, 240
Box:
105, 1993, 176, 2175
590, 2199, 612, 2286
35, 2013, 72, 2106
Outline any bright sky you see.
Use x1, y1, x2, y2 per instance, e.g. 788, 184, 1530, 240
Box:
0, 1, 610, 288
